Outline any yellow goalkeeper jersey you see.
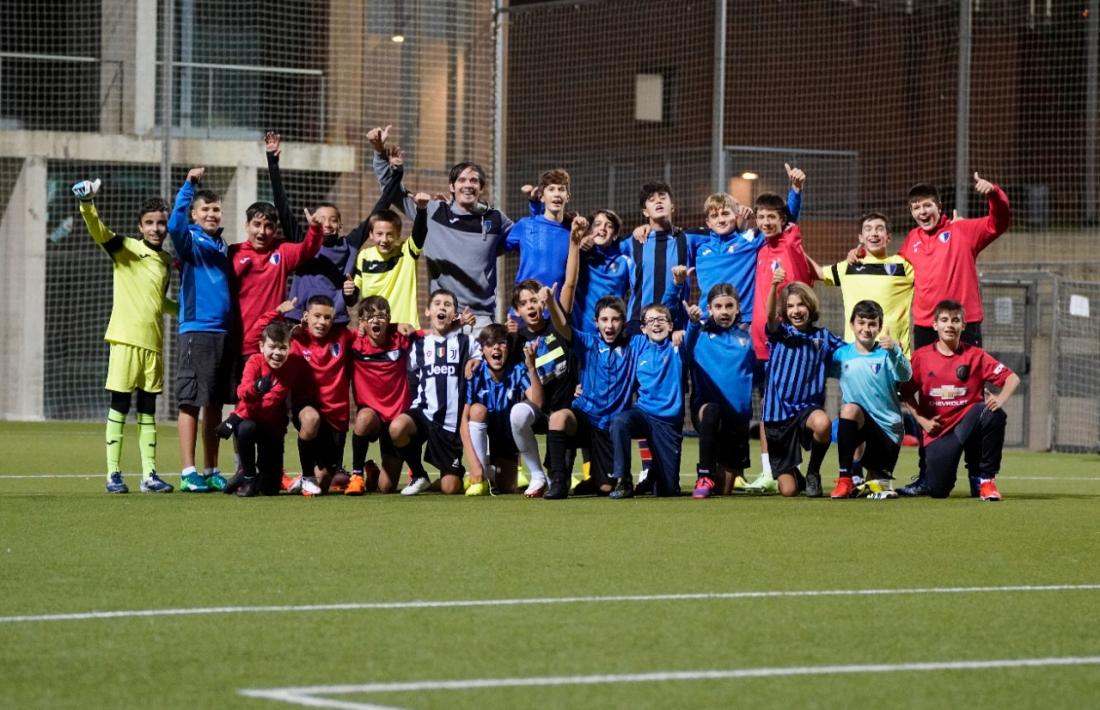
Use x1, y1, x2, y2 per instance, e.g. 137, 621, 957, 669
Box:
80, 202, 176, 353
822, 253, 914, 356
353, 238, 422, 329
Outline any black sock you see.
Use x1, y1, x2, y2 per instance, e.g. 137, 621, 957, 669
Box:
807, 438, 830, 476
297, 436, 317, 479
397, 440, 429, 480
351, 433, 372, 472
547, 430, 569, 485
836, 419, 859, 478
696, 406, 720, 476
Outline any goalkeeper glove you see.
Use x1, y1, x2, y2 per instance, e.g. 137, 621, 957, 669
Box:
215, 413, 243, 440
254, 375, 274, 395
71, 179, 102, 202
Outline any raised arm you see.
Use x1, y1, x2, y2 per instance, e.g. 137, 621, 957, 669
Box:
559, 215, 589, 315
263, 132, 305, 244
785, 163, 805, 223
412, 192, 431, 251
368, 125, 416, 220
971, 172, 1011, 252
522, 342, 545, 410
168, 168, 204, 258
539, 283, 571, 343
765, 267, 787, 333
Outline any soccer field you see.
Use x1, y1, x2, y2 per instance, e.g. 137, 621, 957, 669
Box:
1, 421, 1098, 709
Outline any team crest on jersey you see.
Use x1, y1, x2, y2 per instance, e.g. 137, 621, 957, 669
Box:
330, 343, 341, 357
435, 344, 446, 360
956, 364, 971, 381
726, 243, 737, 253
736, 334, 749, 347
448, 343, 460, 361
870, 362, 882, 374
269, 252, 281, 265
938, 232, 951, 243
885, 263, 898, 275
771, 259, 781, 271
385, 349, 401, 362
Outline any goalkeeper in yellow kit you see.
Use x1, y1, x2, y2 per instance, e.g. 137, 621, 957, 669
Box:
73, 178, 178, 493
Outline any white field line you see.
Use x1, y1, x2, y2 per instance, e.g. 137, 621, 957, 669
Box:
2, 584, 1098, 625
239, 656, 1100, 710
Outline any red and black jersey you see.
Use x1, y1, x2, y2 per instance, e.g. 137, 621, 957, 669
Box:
233, 352, 312, 435
901, 187, 1010, 328
351, 326, 412, 422
904, 342, 1013, 446
231, 222, 323, 355
292, 326, 354, 430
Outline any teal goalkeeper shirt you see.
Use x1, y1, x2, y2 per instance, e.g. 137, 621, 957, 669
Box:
832, 342, 913, 443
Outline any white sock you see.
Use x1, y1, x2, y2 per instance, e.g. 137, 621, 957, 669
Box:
760, 453, 772, 476
203, 467, 213, 476
182, 465, 197, 477
510, 403, 546, 480
469, 420, 490, 474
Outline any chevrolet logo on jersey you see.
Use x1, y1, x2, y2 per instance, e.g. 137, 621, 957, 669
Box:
930, 384, 967, 399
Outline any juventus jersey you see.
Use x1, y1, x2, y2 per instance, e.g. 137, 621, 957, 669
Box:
409, 331, 479, 432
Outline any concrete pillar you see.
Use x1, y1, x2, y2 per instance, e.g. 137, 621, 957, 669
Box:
99, 0, 157, 135
0, 157, 48, 419
222, 164, 257, 245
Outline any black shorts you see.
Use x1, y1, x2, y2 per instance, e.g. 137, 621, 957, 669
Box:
569, 408, 614, 488
485, 409, 518, 461
691, 406, 751, 471
409, 409, 465, 476
313, 419, 348, 473
176, 332, 233, 408
846, 407, 901, 477
228, 352, 250, 405
765, 408, 818, 474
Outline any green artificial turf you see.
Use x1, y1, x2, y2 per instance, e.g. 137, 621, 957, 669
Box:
0, 421, 1098, 708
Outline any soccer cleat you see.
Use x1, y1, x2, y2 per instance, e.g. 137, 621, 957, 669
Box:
344, 474, 366, 496
897, 476, 929, 497
516, 465, 531, 490
608, 476, 634, 499
236, 476, 259, 497
830, 477, 856, 499
179, 471, 211, 493
465, 480, 490, 497
328, 470, 350, 493
281, 470, 294, 491
140, 473, 173, 493
401, 476, 432, 496
300, 477, 323, 496
286, 475, 304, 494
524, 475, 547, 498
979, 479, 1003, 502
204, 472, 228, 492
692, 476, 716, 499
105, 472, 128, 494
742, 471, 778, 494
544, 476, 569, 500
222, 470, 247, 495
732, 474, 750, 491
804, 471, 823, 498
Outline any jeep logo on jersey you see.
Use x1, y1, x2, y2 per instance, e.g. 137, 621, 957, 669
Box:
939, 231, 951, 243
956, 364, 971, 381
269, 252, 281, 265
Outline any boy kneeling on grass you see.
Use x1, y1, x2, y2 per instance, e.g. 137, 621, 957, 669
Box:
901, 300, 1019, 501
460, 325, 544, 496
762, 270, 844, 498
218, 300, 312, 497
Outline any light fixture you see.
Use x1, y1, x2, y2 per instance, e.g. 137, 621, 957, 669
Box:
740, 171, 758, 180
391, 34, 405, 43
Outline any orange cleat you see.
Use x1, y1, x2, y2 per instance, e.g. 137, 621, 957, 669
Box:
345, 473, 366, 496
830, 477, 857, 499
978, 479, 1002, 501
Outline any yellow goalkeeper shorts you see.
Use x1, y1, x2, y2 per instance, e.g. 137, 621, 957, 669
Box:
105, 343, 163, 394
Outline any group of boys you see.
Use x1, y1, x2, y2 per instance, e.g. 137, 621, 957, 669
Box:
75, 121, 1018, 501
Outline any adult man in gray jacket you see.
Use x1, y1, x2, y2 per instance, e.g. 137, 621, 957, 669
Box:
368, 125, 512, 335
